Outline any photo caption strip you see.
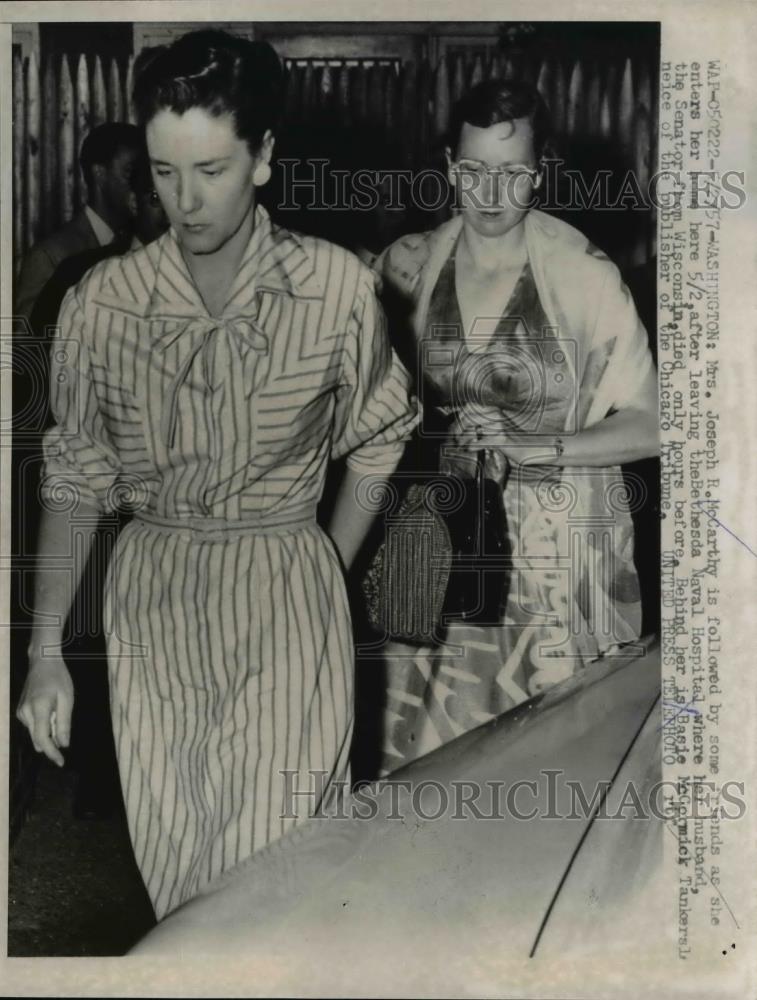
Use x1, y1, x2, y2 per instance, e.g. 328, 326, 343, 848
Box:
658, 43, 751, 980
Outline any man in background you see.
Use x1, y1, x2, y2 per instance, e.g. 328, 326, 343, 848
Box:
15, 122, 142, 320
30, 145, 168, 336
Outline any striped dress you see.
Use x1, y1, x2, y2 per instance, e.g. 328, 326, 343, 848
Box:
41, 205, 416, 918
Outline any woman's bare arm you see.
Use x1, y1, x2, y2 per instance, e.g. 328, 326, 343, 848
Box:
17, 501, 102, 766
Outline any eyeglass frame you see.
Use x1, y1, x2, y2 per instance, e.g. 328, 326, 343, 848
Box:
444, 147, 542, 186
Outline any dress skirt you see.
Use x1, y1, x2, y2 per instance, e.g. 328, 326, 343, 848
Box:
104, 514, 353, 919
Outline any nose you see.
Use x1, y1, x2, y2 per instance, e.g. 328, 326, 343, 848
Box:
176, 174, 200, 215
481, 171, 501, 206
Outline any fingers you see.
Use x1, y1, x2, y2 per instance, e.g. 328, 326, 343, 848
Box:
32, 696, 65, 767
55, 687, 73, 749
453, 408, 512, 444
17, 692, 65, 767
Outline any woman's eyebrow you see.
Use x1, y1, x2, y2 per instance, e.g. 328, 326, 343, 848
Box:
195, 156, 232, 167
458, 156, 532, 167
149, 156, 232, 167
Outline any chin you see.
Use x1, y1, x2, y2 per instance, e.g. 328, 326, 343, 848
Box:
179, 230, 222, 254
465, 209, 526, 238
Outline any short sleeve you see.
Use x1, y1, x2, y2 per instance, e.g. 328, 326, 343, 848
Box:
580, 261, 656, 428
40, 286, 123, 514
332, 268, 418, 475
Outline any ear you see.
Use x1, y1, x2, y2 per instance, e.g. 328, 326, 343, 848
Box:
259, 129, 275, 165
91, 163, 107, 189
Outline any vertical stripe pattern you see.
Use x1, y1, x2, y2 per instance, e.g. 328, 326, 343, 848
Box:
42, 206, 416, 918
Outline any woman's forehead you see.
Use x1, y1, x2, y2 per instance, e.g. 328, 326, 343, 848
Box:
146, 106, 242, 154
457, 118, 535, 163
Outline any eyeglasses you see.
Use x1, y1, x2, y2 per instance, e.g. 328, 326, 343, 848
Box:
445, 148, 540, 185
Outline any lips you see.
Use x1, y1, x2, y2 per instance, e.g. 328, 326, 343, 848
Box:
183, 223, 209, 232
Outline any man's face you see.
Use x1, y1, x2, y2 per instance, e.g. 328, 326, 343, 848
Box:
136, 188, 169, 245
146, 107, 267, 257
450, 118, 539, 240
100, 146, 139, 229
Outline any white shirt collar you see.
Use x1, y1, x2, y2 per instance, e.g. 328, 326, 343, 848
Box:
85, 205, 116, 247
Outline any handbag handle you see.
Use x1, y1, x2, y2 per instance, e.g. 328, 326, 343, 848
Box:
476, 449, 485, 555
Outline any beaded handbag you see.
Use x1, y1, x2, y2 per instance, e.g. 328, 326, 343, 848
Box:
364, 451, 509, 644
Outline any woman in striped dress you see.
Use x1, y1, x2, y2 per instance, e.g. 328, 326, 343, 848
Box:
16, 30, 416, 919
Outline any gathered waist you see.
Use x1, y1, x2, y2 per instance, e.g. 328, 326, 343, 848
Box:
132, 502, 318, 540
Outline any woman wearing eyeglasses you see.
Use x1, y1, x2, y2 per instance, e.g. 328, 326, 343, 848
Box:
368, 79, 659, 776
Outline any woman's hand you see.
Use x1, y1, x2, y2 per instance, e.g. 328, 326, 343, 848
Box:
449, 406, 559, 466
16, 653, 74, 767
17, 502, 102, 767
449, 386, 660, 468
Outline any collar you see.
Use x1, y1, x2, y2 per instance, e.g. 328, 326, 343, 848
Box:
413, 210, 583, 342
145, 204, 325, 321
84, 205, 115, 247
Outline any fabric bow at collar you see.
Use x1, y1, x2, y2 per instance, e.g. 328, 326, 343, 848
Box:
152, 313, 269, 448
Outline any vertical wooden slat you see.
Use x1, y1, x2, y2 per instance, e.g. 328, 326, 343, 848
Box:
637, 58, 653, 114
599, 63, 617, 140
632, 104, 651, 192
25, 51, 41, 251
336, 63, 350, 113
107, 56, 122, 121
41, 57, 58, 235
417, 59, 432, 163
632, 104, 652, 267
284, 63, 300, 119
551, 60, 567, 135
125, 54, 136, 124
451, 54, 465, 104
536, 57, 551, 106
501, 55, 516, 80
566, 59, 584, 136
617, 57, 634, 152
384, 64, 397, 133
92, 55, 108, 127
350, 64, 368, 123
319, 64, 334, 108
368, 63, 384, 122
74, 53, 91, 211
301, 62, 316, 116
13, 50, 26, 268
434, 56, 450, 138
586, 61, 602, 137
399, 60, 417, 166
488, 52, 503, 80
59, 54, 75, 224
470, 53, 484, 88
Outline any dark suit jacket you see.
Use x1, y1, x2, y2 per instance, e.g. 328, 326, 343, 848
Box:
15, 211, 100, 323
30, 240, 131, 344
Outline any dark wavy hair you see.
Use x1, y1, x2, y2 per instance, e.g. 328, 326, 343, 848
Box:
448, 78, 554, 162
132, 30, 284, 156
